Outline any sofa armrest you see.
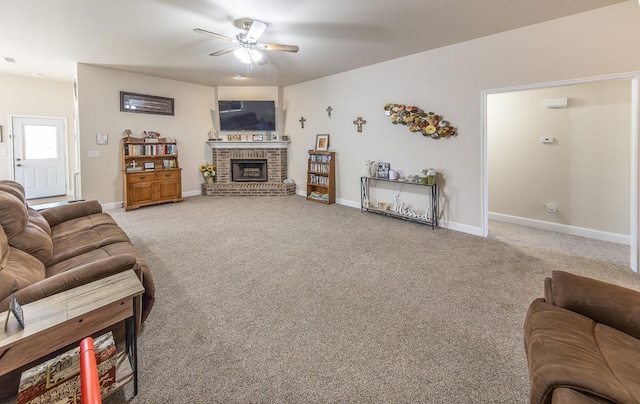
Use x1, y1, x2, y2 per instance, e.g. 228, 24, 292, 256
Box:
39, 200, 103, 228
13, 254, 137, 306
545, 270, 640, 339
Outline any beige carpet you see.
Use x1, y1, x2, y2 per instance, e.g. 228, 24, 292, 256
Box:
92, 195, 639, 403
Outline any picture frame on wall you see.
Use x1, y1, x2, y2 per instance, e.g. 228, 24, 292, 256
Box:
315, 134, 329, 151
120, 91, 175, 116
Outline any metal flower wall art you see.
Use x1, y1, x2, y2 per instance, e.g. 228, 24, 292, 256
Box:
384, 103, 457, 139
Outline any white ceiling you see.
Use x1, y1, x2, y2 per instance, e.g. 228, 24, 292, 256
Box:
0, 0, 628, 87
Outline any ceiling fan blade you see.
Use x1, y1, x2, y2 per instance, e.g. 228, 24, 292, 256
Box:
246, 20, 268, 43
256, 43, 299, 53
209, 47, 237, 57
194, 28, 237, 42
258, 57, 269, 66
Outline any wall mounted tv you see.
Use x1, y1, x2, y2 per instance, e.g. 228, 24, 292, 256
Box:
218, 100, 276, 132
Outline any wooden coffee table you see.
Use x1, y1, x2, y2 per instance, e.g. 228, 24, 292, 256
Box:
0, 269, 145, 397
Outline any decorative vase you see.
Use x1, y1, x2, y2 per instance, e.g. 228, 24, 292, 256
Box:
206, 177, 214, 185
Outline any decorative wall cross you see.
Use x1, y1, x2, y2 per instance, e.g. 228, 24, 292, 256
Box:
130, 160, 137, 168
353, 117, 367, 132
326, 106, 333, 118
299, 117, 306, 129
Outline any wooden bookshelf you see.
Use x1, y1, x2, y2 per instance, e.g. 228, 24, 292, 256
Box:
122, 137, 183, 210
306, 150, 335, 204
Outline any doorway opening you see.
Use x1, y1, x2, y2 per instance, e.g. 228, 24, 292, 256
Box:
10, 116, 68, 200
482, 73, 639, 272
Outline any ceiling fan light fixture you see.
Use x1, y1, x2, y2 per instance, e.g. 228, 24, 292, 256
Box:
249, 49, 263, 62
234, 47, 252, 64
233, 47, 263, 64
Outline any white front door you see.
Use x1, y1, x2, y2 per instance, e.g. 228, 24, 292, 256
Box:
12, 116, 67, 199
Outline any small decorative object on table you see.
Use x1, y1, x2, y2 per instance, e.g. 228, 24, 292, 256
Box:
365, 160, 376, 177
422, 168, 436, 185
200, 163, 216, 184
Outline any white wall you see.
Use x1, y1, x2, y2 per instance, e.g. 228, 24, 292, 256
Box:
488, 80, 631, 236
0, 74, 75, 192
76, 64, 216, 203
283, 1, 640, 235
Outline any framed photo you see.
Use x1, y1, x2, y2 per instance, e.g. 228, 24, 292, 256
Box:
252, 134, 263, 141
377, 162, 390, 179
316, 134, 329, 151
120, 91, 174, 116
143, 162, 155, 170
96, 132, 108, 145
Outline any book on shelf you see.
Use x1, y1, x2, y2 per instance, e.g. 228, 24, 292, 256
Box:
125, 143, 176, 157
308, 191, 329, 201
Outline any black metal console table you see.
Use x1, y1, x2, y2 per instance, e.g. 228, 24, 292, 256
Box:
360, 176, 437, 229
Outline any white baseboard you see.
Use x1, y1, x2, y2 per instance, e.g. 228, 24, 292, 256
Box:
489, 212, 630, 245
102, 201, 122, 210
183, 190, 201, 198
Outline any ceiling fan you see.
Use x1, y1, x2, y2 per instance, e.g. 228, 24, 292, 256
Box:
194, 19, 299, 65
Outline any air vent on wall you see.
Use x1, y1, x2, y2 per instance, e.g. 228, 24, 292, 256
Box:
544, 98, 568, 108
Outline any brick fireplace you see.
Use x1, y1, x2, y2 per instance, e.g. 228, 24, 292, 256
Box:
202, 141, 295, 196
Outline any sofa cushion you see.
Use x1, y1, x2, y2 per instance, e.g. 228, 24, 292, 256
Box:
48, 224, 131, 267
0, 192, 28, 239
525, 299, 640, 403
0, 247, 46, 309
8, 221, 53, 264
596, 323, 640, 402
40, 200, 103, 228
547, 270, 640, 339
28, 208, 51, 235
0, 181, 27, 205
50, 213, 117, 240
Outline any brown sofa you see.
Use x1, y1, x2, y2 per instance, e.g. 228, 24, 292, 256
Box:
0, 180, 155, 398
524, 271, 640, 403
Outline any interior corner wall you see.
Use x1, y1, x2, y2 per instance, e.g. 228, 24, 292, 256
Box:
487, 80, 631, 235
283, 1, 640, 234
76, 64, 216, 204
0, 74, 75, 191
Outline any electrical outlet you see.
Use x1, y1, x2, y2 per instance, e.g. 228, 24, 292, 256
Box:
546, 203, 556, 213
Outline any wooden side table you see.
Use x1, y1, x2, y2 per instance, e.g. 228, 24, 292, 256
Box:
0, 270, 145, 397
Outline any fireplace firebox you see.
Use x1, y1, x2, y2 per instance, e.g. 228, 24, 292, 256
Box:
231, 159, 268, 182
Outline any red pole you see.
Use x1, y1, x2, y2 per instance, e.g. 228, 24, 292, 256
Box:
79, 337, 102, 404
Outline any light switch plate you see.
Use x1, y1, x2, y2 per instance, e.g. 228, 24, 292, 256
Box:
88, 150, 100, 157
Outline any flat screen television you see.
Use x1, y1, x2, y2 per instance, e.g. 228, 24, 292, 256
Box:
218, 100, 276, 132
